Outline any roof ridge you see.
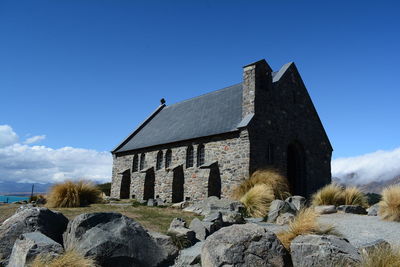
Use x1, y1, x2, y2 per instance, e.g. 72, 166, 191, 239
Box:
164, 82, 242, 109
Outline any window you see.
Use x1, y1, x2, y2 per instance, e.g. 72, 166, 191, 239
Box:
140, 153, 146, 170
267, 143, 274, 164
156, 151, 163, 170
165, 149, 172, 169
197, 144, 205, 167
132, 155, 139, 172
186, 146, 194, 168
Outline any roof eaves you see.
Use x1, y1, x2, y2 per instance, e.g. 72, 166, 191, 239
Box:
111, 104, 166, 153
237, 113, 254, 129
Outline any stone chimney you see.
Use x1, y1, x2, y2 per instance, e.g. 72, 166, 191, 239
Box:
242, 59, 273, 118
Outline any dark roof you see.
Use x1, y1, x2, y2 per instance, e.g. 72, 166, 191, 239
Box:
114, 83, 244, 153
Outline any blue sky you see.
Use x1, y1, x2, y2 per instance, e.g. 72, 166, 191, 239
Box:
0, 1, 399, 184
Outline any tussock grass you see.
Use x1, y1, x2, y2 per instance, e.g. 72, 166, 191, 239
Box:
343, 186, 368, 207
31, 250, 97, 267
311, 183, 345, 206
232, 169, 290, 200
47, 180, 102, 208
378, 185, 400, 222
277, 208, 337, 250
312, 184, 367, 207
240, 184, 275, 218
358, 245, 400, 267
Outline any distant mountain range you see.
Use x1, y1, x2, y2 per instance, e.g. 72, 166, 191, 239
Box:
333, 174, 400, 194
0, 181, 53, 195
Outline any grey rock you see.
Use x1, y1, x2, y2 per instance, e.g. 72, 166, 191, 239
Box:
222, 211, 245, 225
169, 218, 187, 229
285, 195, 306, 211
276, 212, 295, 225
203, 212, 223, 223
168, 227, 196, 244
183, 197, 242, 216
63, 212, 164, 267
202, 212, 223, 234
0, 207, 68, 266
7, 232, 63, 267
155, 198, 164, 206
147, 198, 156, 206
359, 239, 390, 255
189, 218, 208, 241
15, 204, 36, 213
314, 205, 337, 214
173, 241, 203, 267
290, 234, 361, 266
148, 231, 179, 265
337, 205, 367, 215
171, 201, 189, 209
201, 223, 291, 267
367, 204, 379, 216
267, 200, 296, 223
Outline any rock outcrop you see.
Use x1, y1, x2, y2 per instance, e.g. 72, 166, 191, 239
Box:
201, 223, 292, 267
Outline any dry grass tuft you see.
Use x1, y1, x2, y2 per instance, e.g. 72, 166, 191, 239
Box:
31, 250, 97, 267
358, 245, 400, 267
240, 184, 275, 218
311, 183, 345, 206
277, 208, 337, 250
343, 186, 368, 207
378, 185, 400, 222
232, 169, 291, 200
47, 180, 102, 208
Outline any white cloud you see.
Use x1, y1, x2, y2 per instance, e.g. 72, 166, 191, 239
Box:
24, 135, 46, 144
0, 125, 19, 148
0, 125, 112, 184
332, 147, 400, 185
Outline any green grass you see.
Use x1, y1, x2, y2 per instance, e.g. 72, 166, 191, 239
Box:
0, 203, 201, 234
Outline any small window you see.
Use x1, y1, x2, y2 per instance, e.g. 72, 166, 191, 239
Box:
165, 149, 172, 169
156, 151, 163, 170
132, 155, 139, 172
140, 153, 146, 170
267, 143, 274, 164
186, 146, 194, 168
197, 144, 205, 167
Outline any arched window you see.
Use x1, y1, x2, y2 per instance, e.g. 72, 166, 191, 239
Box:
186, 146, 194, 168
156, 151, 163, 170
165, 149, 172, 169
267, 143, 274, 164
197, 144, 205, 167
140, 153, 146, 170
132, 155, 139, 172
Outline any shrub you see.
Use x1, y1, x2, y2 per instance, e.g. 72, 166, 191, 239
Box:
357, 245, 400, 267
97, 182, 111, 196
277, 208, 337, 250
311, 183, 345, 206
47, 180, 102, 208
31, 250, 97, 267
232, 169, 291, 200
365, 192, 382, 206
240, 184, 275, 218
378, 185, 400, 222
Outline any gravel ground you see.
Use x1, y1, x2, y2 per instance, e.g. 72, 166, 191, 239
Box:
318, 213, 400, 248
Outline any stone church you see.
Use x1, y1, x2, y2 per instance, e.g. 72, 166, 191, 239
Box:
110, 59, 332, 202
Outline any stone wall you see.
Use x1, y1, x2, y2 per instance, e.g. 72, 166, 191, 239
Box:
111, 130, 250, 202
245, 61, 332, 197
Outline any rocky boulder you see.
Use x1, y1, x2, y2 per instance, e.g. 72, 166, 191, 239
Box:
183, 196, 243, 216
167, 218, 196, 244
0, 207, 68, 266
7, 232, 64, 267
337, 205, 367, 215
290, 234, 361, 266
201, 223, 292, 267
267, 200, 296, 223
173, 241, 203, 267
314, 205, 337, 214
189, 218, 208, 241
63, 212, 164, 267
367, 204, 379, 216
148, 231, 179, 265
285, 196, 306, 211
